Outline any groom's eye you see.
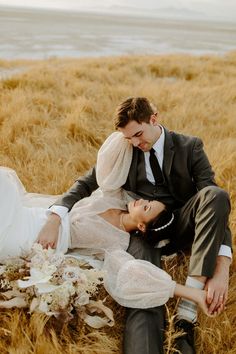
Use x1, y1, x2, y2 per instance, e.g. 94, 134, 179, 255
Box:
136, 132, 143, 137
144, 205, 151, 212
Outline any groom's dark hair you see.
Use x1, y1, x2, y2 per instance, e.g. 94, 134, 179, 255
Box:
114, 97, 156, 129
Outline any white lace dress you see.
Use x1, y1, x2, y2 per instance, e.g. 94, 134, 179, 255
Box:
0, 132, 176, 308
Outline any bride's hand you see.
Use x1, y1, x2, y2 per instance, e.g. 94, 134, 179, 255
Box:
196, 289, 221, 317
36, 213, 61, 249
195, 290, 213, 317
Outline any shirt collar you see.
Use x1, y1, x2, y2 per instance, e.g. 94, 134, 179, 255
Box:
152, 125, 165, 155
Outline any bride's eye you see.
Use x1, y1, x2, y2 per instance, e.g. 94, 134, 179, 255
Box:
144, 205, 151, 212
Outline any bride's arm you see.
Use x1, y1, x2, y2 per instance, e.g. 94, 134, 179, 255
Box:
36, 167, 98, 249
174, 284, 220, 317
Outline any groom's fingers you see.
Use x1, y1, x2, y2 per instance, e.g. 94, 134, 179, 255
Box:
208, 291, 225, 314
206, 287, 214, 304
205, 277, 228, 314
208, 296, 218, 314
207, 287, 221, 314
211, 303, 224, 316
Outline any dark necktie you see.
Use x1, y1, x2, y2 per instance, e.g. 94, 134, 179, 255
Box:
149, 148, 164, 185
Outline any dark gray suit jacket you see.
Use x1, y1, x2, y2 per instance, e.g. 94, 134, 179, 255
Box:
55, 127, 216, 209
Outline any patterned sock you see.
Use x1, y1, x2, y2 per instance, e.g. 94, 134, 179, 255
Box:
177, 276, 205, 323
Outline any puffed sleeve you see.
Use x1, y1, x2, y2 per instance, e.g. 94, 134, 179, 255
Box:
96, 132, 133, 191
103, 250, 176, 308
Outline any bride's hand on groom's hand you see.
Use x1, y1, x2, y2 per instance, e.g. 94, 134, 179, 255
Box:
37, 213, 61, 249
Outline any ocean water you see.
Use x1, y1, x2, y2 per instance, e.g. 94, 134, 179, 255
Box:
0, 6, 235, 59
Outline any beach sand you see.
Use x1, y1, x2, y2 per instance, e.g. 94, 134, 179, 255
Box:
0, 6, 236, 59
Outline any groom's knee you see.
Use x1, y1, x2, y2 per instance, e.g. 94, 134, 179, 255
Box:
198, 186, 230, 214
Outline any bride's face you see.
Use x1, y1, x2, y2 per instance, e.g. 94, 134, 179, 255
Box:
127, 199, 166, 225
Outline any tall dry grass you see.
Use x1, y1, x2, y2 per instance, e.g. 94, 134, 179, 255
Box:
0, 52, 235, 353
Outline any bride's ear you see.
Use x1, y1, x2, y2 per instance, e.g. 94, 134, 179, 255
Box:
137, 222, 146, 232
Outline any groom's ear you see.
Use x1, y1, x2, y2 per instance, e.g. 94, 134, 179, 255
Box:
150, 112, 159, 126
137, 222, 146, 232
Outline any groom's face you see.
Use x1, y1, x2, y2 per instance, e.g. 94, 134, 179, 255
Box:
118, 114, 161, 152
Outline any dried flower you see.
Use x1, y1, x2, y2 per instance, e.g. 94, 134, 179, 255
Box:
0, 244, 114, 328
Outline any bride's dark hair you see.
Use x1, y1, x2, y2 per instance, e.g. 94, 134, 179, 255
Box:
142, 209, 175, 245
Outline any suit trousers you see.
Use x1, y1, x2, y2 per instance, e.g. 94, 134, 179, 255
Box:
167, 185, 231, 278
123, 186, 231, 354
124, 236, 165, 354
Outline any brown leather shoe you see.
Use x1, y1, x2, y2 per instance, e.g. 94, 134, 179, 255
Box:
175, 319, 197, 354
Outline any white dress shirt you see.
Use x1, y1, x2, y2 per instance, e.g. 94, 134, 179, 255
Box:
48, 205, 69, 219
144, 125, 165, 184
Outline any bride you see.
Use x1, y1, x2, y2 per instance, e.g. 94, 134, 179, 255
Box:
0, 132, 214, 316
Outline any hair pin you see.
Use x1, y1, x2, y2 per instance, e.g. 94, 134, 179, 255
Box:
149, 213, 174, 232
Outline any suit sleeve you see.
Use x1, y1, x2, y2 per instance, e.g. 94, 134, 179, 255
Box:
53, 166, 98, 211
191, 138, 217, 190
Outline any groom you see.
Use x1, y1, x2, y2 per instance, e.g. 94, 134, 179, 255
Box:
38, 97, 232, 354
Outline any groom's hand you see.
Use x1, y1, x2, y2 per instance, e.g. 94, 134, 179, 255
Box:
204, 256, 230, 315
37, 213, 61, 249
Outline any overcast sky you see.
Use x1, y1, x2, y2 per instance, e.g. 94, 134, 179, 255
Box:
0, 0, 236, 21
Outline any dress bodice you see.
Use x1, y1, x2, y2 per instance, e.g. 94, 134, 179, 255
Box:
69, 188, 132, 254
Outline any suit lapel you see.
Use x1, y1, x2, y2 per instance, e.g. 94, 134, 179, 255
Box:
163, 128, 175, 177
127, 147, 139, 190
